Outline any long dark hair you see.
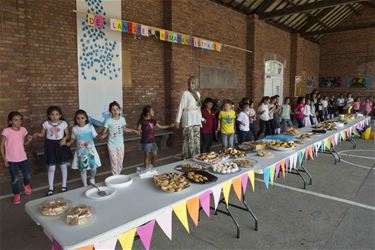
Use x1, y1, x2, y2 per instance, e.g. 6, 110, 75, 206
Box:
138, 105, 152, 126
258, 96, 270, 107
73, 109, 89, 126
108, 101, 121, 112
47, 106, 65, 121
7, 111, 23, 127
203, 97, 213, 109
297, 96, 305, 105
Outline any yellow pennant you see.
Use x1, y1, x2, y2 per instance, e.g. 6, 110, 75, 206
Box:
118, 228, 136, 250
269, 165, 275, 185
248, 170, 255, 191
87, 14, 95, 27
173, 201, 190, 233
222, 181, 232, 206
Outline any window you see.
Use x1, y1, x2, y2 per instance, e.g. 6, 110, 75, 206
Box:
265, 60, 283, 75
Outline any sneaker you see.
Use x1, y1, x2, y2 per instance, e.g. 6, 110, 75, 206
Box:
24, 184, 32, 195
12, 194, 21, 204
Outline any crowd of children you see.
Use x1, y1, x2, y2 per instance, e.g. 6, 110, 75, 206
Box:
0, 92, 373, 204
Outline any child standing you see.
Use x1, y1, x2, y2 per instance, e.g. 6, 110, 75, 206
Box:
328, 95, 336, 119
67, 110, 101, 187
248, 101, 257, 141
33, 106, 71, 196
321, 96, 329, 120
295, 97, 305, 128
352, 98, 361, 114
201, 98, 215, 153
304, 99, 313, 127
1, 112, 33, 204
137, 105, 173, 168
101, 101, 138, 175
257, 96, 271, 137
364, 98, 373, 116
236, 102, 251, 143
280, 97, 292, 132
217, 99, 236, 149
337, 94, 345, 114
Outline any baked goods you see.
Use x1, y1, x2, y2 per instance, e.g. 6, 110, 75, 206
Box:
40, 198, 69, 216
65, 205, 93, 225
175, 163, 206, 172
194, 152, 226, 164
284, 127, 300, 136
296, 134, 312, 141
222, 148, 246, 158
313, 121, 336, 130
185, 172, 208, 183
238, 141, 268, 151
233, 159, 252, 168
153, 172, 190, 192
256, 151, 273, 157
211, 162, 239, 174
267, 140, 295, 149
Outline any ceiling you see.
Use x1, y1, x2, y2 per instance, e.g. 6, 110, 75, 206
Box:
212, 0, 375, 42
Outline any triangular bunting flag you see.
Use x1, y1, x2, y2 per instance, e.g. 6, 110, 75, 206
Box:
298, 150, 303, 166
52, 239, 63, 250
211, 185, 222, 210
248, 170, 255, 191
94, 237, 117, 250
232, 177, 242, 201
118, 228, 137, 250
285, 158, 289, 173
308, 146, 314, 160
289, 156, 294, 172
280, 160, 286, 178
137, 220, 156, 250
263, 167, 270, 189
305, 147, 309, 160
275, 162, 280, 178
200, 191, 211, 217
74, 245, 93, 250
186, 196, 199, 226
330, 136, 335, 147
293, 154, 298, 169
222, 181, 232, 206
269, 165, 275, 185
173, 202, 189, 233
155, 208, 172, 240
241, 173, 248, 194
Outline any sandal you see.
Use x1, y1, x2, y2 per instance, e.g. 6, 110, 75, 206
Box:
47, 190, 54, 196
61, 187, 68, 192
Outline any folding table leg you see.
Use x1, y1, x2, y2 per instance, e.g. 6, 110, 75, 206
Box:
347, 136, 356, 149
299, 164, 312, 185
330, 147, 341, 163
211, 198, 241, 238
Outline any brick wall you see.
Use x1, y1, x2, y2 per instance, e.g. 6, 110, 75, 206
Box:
319, 6, 375, 101
0, 0, 320, 176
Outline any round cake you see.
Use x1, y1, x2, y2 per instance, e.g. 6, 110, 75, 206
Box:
66, 205, 93, 225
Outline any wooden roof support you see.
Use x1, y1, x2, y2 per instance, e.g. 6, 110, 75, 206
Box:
301, 21, 375, 36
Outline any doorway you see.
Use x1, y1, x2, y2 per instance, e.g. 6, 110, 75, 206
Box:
264, 60, 284, 101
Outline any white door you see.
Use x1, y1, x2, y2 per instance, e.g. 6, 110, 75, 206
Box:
264, 75, 283, 101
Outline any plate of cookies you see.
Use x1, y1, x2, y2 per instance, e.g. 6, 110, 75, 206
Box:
193, 152, 228, 164
267, 140, 295, 151
175, 163, 207, 172
221, 147, 247, 158
39, 198, 70, 216
256, 151, 273, 157
184, 171, 217, 184
233, 159, 257, 168
210, 162, 241, 175
153, 172, 190, 192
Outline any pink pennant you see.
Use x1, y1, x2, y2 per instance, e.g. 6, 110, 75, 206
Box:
275, 162, 280, 178
200, 191, 211, 217
241, 173, 248, 193
305, 147, 309, 160
94, 237, 117, 250
155, 208, 172, 240
51, 239, 63, 250
137, 220, 156, 250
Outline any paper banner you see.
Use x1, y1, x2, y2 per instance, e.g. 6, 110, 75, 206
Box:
340, 131, 344, 140
115, 19, 122, 31
200, 191, 211, 217
94, 237, 117, 250
74, 245, 93, 250
87, 14, 95, 27
308, 146, 314, 160
52, 239, 63, 250
110, 18, 117, 30
159, 30, 166, 41
280, 160, 286, 178
241, 173, 249, 194
222, 181, 232, 206
127, 22, 136, 34
136, 23, 142, 35
232, 177, 242, 201
141, 25, 149, 36
289, 156, 294, 172
305, 147, 309, 160
275, 162, 280, 178
263, 167, 270, 189
298, 150, 304, 166
269, 165, 275, 185
122, 20, 127, 32
186, 196, 199, 226
285, 158, 290, 173
137, 220, 156, 250
155, 208, 172, 240
334, 133, 339, 145
118, 228, 137, 250
173, 201, 190, 233
330, 136, 335, 147
293, 154, 298, 169
248, 170, 255, 191
211, 185, 222, 210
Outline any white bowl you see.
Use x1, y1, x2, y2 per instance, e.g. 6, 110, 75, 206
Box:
105, 175, 133, 188
85, 186, 116, 200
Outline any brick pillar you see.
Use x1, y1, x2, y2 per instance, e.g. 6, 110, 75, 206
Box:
246, 15, 256, 100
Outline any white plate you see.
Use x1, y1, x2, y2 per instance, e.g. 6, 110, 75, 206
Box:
105, 175, 133, 188
85, 186, 116, 200
270, 146, 295, 151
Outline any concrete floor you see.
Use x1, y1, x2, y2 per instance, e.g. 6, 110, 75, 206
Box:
0, 139, 374, 250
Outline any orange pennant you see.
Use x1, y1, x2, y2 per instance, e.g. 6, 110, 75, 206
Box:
186, 196, 200, 226
232, 177, 242, 201
74, 246, 93, 250
280, 160, 286, 178
308, 146, 314, 160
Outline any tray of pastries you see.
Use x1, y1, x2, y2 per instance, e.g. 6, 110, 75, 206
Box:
39, 198, 70, 216
65, 204, 93, 225
210, 162, 240, 174
153, 172, 190, 192
193, 152, 228, 164
221, 147, 247, 158
233, 159, 256, 168
184, 171, 217, 184
267, 140, 295, 151
313, 121, 336, 131
284, 127, 300, 136
256, 151, 273, 157
237, 141, 268, 151
175, 163, 207, 172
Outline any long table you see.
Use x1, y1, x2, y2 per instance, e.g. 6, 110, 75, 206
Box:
25, 117, 371, 249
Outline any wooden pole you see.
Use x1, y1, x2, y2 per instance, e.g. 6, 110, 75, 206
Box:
73, 10, 252, 54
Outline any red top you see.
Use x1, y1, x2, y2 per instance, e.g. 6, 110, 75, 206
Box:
295, 104, 305, 119
201, 108, 216, 134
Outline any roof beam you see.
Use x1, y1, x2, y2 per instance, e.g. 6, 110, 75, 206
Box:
260, 0, 368, 19
301, 20, 375, 36
248, 0, 275, 15
296, 7, 334, 32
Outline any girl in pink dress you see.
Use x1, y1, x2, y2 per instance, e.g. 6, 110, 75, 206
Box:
364, 98, 373, 116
